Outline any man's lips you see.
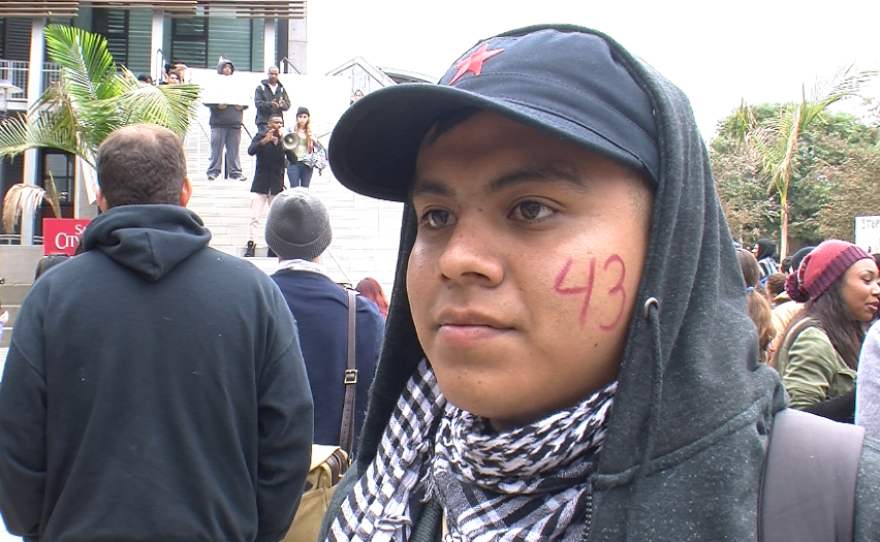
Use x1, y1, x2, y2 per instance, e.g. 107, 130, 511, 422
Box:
436, 309, 511, 329
434, 310, 514, 346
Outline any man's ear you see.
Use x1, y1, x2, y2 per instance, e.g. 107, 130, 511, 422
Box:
96, 188, 109, 212
180, 176, 192, 207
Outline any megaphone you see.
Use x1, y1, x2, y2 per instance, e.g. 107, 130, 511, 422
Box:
282, 131, 299, 151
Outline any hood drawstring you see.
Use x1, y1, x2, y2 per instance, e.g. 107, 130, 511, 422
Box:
583, 297, 663, 542
618, 297, 664, 539
638, 297, 664, 477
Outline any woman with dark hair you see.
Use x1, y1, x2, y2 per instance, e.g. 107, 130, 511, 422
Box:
736, 248, 775, 362
773, 239, 880, 422
355, 277, 388, 319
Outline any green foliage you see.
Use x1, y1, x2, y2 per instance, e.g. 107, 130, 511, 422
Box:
715, 66, 877, 257
0, 25, 199, 168
712, 106, 880, 247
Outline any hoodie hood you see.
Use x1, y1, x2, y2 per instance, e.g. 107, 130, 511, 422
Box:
329, 25, 783, 537
81, 205, 211, 281
217, 58, 235, 74
756, 238, 777, 261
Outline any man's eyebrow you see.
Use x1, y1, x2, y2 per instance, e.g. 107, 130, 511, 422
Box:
410, 179, 455, 199
487, 162, 585, 194
410, 162, 586, 200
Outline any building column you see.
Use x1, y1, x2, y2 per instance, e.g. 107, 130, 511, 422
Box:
263, 18, 276, 71
150, 10, 165, 82
21, 17, 45, 246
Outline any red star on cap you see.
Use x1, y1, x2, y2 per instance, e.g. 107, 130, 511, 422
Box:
448, 43, 505, 85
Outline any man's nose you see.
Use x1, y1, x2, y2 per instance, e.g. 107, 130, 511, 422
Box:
437, 216, 503, 286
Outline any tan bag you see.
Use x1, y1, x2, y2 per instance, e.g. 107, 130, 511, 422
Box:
283, 445, 349, 542
284, 290, 358, 541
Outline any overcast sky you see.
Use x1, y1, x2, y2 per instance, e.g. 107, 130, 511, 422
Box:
307, 0, 880, 138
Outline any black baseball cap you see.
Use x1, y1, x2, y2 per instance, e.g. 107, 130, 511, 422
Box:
329, 25, 660, 202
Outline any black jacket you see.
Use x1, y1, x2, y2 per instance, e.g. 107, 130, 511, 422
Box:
254, 79, 291, 126
248, 129, 294, 195
0, 205, 313, 542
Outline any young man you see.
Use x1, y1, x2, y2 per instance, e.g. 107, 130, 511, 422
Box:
206, 57, 246, 181
0, 125, 313, 542
320, 25, 880, 541
254, 66, 290, 132
245, 114, 292, 257
265, 188, 384, 453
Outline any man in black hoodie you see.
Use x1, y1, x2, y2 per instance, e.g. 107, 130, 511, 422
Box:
0, 124, 313, 542
254, 66, 290, 132
319, 25, 880, 542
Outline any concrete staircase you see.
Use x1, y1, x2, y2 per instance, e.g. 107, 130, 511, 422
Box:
0, 71, 404, 347
181, 90, 404, 289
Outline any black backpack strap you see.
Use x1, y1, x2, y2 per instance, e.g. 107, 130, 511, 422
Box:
338, 289, 358, 454
760, 408, 865, 542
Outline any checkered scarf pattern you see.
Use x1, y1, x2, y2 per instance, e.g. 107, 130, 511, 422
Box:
327, 360, 616, 542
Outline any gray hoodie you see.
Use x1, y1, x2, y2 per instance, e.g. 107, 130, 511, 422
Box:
320, 26, 880, 542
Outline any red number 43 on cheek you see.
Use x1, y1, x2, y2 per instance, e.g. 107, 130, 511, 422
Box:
553, 255, 627, 330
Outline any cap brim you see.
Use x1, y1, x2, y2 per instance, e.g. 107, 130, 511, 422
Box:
329, 82, 651, 202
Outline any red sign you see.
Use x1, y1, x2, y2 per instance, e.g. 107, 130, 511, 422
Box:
43, 218, 91, 256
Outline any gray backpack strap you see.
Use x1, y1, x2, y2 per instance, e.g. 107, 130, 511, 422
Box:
760, 408, 865, 542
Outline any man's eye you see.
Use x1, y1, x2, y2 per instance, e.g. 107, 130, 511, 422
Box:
510, 201, 554, 222
420, 209, 454, 228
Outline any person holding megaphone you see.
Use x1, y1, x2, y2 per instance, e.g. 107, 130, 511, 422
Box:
244, 114, 295, 257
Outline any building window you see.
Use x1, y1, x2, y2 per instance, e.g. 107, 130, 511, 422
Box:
165, 17, 266, 72
170, 17, 207, 68
93, 9, 129, 67
41, 151, 73, 205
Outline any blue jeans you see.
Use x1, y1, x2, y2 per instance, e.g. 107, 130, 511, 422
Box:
287, 161, 313, 188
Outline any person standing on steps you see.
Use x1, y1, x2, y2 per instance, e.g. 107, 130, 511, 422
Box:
245, 114, 293, 257
206, 57, 246, 182
286, 107, 324, 189
254, 66, 290, 133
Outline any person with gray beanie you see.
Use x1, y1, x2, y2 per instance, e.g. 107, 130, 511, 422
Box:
266, 189, 384, 453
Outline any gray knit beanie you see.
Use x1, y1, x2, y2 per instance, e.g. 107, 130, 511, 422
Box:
265, 188, 332, 261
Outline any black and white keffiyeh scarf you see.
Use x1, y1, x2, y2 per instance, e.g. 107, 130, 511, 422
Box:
328, 360, 616, 542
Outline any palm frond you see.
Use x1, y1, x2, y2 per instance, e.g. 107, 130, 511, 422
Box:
2, 184, 48, 234
42, 171, 63, 219
44, 25, 119, 104
0, 113, 93, 167
104, 79, 200, 138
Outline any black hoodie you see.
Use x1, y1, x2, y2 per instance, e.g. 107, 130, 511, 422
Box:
318, 26, 880, 541
0, 205, 313, 542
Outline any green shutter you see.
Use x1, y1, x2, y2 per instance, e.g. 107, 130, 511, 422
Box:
126, 11, 152, 76
251, 19, 265, 73
208, 17, 254, 72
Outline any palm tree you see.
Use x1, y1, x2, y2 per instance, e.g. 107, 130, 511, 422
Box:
0, 24, 199, 232
735, 66, 876, 259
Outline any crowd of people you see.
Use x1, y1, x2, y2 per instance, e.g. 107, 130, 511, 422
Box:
0, 23, 878, 542
736, 238, 880, 429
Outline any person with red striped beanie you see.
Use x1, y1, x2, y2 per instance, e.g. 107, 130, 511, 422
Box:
774, 239, 880, 422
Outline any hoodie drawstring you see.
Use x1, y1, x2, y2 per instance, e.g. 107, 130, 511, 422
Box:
638, 297, 663, 477
617, 297, 664, 540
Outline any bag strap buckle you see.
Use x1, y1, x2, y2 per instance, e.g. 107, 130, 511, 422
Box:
344, 369, 358, 385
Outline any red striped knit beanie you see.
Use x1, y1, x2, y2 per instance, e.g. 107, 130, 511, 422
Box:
785, 239, 872, 303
